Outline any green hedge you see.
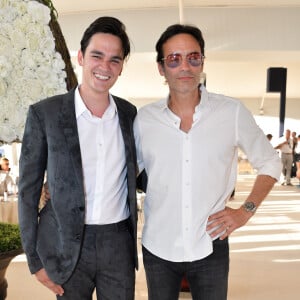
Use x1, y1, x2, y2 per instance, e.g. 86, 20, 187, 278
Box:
0, 223, 22, 253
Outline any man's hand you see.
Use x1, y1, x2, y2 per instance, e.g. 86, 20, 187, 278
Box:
206, 206, 252, 240
44, 182, 51, 201
35, 268, 64, 296
207, 175, 277, 240
40, 182, 51, 208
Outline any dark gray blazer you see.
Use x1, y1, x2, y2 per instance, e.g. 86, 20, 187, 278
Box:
18, 88, 138, 284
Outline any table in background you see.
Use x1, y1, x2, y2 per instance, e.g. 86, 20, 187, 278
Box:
0, 195, 18, 224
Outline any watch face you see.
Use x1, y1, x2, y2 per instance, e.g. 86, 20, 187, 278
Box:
244, 202, 256, 212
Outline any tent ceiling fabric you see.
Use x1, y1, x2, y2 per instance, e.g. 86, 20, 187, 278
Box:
52, 0, 300, 14
49, 1, 300, 100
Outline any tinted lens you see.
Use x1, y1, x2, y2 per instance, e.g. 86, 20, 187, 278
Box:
165, 53, 182, 68
163, 52, 203, 68
187, 52, 202, 66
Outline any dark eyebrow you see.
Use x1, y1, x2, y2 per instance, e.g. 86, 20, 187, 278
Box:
90, 50, 123, 61
111, 55, 123, 61
90, 50, 104, 56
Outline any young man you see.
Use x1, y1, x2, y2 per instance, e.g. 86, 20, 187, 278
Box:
18, 17, 138, 300
275, 129, 294, 185
134, 24, 281, 300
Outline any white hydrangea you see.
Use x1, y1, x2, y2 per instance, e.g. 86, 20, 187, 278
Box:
0, 0, 67, 143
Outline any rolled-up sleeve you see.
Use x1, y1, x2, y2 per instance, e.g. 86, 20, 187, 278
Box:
236, 103, 282, 181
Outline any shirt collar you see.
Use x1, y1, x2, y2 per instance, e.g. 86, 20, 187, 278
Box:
75, 85, 117, 120
75, 86, 87, 119
160, 84, 208, 113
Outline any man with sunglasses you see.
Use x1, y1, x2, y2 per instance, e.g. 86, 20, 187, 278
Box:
134, 24, 281, 300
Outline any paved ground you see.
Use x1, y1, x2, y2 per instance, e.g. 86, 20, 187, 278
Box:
5, 174, 300, 299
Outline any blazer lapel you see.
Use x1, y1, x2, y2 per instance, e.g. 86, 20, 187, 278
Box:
114, 98, 135, 165
59, 89, 84, 188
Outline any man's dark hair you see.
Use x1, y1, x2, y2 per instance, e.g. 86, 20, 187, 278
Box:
155, 24, 205, 64
80, 16, 130, 59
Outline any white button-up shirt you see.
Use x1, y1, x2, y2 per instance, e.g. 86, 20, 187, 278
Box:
75, 87, 129, 224
134, 85, 281, 262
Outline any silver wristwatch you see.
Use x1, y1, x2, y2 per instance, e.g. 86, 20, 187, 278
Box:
242, 201, 257, 213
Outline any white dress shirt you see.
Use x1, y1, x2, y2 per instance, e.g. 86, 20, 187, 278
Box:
134, 85, 281, 262
75, 87, 129, 224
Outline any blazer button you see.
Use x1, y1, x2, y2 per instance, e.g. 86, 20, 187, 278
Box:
75, 234, 81, 240
78, 206, 84, 211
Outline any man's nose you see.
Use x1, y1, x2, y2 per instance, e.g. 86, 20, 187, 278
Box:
99, 60, 111, 70
180, 57, 191, 70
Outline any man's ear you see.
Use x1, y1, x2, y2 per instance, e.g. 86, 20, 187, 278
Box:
157, 62, 165, 77
77, 50, 83, 66
119, 66, 123, 76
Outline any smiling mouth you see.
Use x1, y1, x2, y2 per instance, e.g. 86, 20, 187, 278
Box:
94, 73, 110, 80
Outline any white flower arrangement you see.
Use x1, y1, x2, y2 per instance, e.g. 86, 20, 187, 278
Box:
0, 0, 67, 143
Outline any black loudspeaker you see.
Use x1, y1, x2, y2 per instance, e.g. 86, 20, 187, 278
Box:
266, 67, 287, 136
266, 67, 287, 92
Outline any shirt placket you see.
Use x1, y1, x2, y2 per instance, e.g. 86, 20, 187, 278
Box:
181, 132, 193, 259
92, 119, 105, 220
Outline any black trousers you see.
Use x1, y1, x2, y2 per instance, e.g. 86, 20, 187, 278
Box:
57, 219, 135, 300
143, 238, 229, 300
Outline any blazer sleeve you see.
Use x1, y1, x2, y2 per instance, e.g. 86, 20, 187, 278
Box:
18, 105, 47, 274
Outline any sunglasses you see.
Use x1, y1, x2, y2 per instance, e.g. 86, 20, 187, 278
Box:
161, 52, 205, 68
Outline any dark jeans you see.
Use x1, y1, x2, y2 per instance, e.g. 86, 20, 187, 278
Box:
143, 238, 229, 300
57, 219, 135, 300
